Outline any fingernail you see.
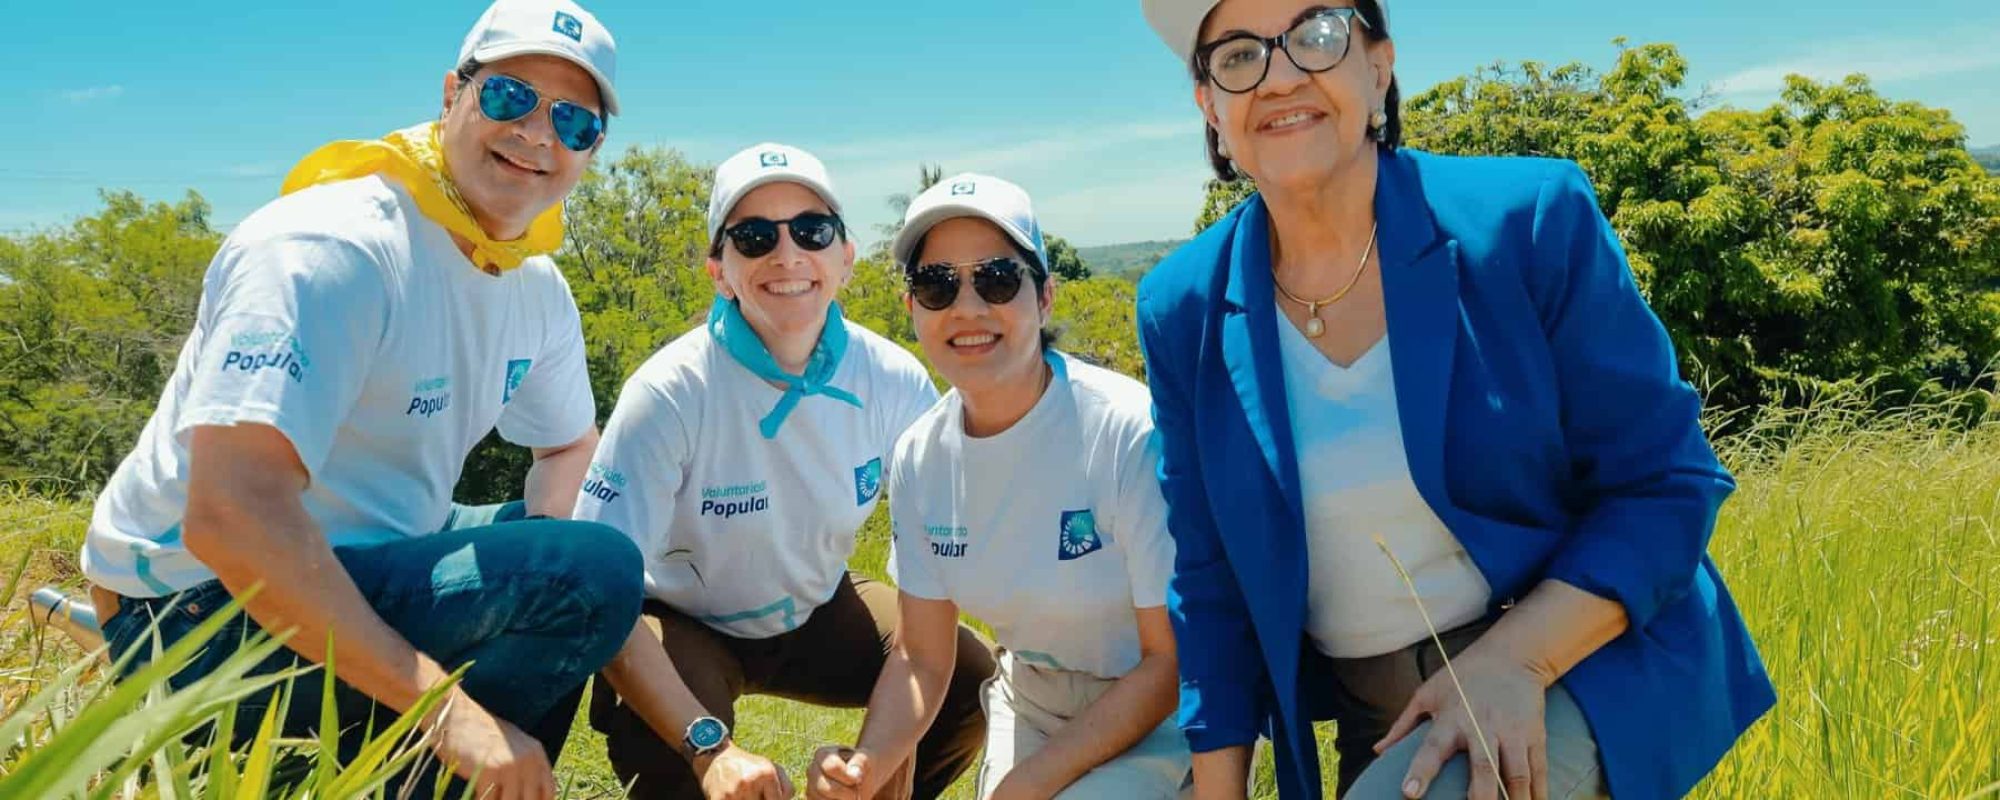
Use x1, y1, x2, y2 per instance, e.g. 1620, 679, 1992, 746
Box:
1404, 778, 1422, 796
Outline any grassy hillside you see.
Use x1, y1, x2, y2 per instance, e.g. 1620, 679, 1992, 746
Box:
1076, 239, 1188, 281
1974, 145, 2000, 175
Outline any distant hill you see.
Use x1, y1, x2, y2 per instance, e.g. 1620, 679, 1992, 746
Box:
1076, 239, 1188, 281
1975, 145, 2000, 176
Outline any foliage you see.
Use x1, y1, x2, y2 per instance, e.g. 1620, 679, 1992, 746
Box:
0, 191, 219, 495
1041, 233, 1092, 281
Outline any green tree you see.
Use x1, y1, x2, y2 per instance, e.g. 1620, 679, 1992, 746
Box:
872, 163, 946, 262
1042, 233, 1092, 281
0, 191, 220, 494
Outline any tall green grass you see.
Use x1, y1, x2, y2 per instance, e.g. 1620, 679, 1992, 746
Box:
3, 395, 1997, 797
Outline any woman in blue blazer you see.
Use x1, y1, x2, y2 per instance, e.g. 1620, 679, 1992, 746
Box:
1134, 1, 1775, 798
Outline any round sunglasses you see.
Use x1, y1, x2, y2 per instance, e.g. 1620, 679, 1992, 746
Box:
1196, 8, 1370, 94
905, 257, 1033, 311
476, 74, 605, 152
721, 211, 845, 259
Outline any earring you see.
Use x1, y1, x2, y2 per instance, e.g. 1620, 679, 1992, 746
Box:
1369, 108, 1389, 142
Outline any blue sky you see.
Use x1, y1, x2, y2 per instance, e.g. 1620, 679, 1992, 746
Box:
7, 1, 1998, 247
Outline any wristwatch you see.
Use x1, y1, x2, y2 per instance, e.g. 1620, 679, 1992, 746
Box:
684, 716, 730, 759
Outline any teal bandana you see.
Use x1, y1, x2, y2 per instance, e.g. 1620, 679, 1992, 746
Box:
708, 295, 864, 439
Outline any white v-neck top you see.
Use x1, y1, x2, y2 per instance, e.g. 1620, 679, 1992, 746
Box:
1275, 308, 1492, 658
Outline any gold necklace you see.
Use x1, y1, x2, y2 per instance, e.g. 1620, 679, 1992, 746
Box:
1272, 223, 1377, 339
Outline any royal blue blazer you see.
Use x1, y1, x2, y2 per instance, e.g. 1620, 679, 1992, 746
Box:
1134, 148, 1775, 800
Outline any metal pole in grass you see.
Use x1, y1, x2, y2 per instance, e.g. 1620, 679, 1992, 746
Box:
1374, 534, 1510, 800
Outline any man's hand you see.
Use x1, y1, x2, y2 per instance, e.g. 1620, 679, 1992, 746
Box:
697, 742, 794, 800
429, 690, 556, 800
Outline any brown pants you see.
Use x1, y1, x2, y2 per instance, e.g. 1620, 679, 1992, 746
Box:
590, 573, 995, 799
1316, 622, 1607, 799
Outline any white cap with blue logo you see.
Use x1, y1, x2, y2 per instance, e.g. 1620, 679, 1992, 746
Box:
892, 173, 1048, 272
706, 143, 845, 244
458, 0, 620, 115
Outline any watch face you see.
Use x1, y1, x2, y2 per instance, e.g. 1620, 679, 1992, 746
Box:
689, 717, 727, 750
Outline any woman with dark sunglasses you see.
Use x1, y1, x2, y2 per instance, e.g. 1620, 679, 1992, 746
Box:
573, 145, 995, 800
1133, 1, 1775, 799
806, 174, 1188, 800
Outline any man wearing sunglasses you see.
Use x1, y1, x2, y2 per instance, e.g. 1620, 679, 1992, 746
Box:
77, 2, 637, 799
574, 144, 996, 800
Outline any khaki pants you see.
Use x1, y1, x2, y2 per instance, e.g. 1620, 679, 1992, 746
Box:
976, 651, 1193, 799
590, 573, 995, 800
1320, 622, 1609, 799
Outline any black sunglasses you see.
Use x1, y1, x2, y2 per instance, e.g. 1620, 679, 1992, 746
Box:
905, 257, 1033, 311
721, 211, 845, 258
1196, 7, 1370, 94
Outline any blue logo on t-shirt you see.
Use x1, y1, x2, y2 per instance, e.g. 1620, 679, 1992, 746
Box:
1057, 509, 1102, 561
220, 330, 311, 385
552, 11, 584, 41
854, 458, 882, 505
406, 376, 452, 418
503, 359, 532, 404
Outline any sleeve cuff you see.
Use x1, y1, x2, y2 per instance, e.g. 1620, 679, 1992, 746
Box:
1545, 529, 1671, 628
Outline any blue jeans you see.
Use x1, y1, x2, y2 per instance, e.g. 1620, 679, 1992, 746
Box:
102, 502, 644, 797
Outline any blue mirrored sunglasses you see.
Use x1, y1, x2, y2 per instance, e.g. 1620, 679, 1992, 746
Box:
476, 74, 604, 152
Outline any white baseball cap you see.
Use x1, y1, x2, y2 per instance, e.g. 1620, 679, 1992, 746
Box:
1141, 0, 1389, 63
891, 173, 1048, 272
706, 143, 844, 244
458, 0, 620, 115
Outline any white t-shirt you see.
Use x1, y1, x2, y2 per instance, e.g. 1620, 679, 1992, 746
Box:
888, 352, 1176, 679
82, 176, 596, 598
572, 321, 937, 639
1276, 311, 1492, 658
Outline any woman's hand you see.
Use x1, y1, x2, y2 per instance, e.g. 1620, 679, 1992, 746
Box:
1375, 647, 1555, 800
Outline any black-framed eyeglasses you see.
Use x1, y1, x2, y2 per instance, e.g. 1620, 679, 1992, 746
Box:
721, 211, 845, 259
905, 257, 1032, 311
1195, 7, 1370, 95
475, 74, 605, 152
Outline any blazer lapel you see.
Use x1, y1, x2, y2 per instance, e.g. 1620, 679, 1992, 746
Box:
1376, 150, 1464, 529
1218, 196, 1305, 528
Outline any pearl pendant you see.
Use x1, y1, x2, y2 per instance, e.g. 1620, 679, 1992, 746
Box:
1304, 316, 1326, 338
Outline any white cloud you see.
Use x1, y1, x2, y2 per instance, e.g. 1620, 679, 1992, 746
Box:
225, 163, 284, 178
1711, 29, 2000, 97
1035, 167, 1215, 247
638, 118, 1211, 247
805, 120, 1206, 247
61, 85, 125, 104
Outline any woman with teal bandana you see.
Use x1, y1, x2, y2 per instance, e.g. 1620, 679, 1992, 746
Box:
573, 143, 995, 800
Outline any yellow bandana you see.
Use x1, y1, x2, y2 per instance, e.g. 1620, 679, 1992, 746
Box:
279, 121, 563, 275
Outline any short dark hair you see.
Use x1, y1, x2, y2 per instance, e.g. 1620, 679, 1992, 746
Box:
1192, 0, 1401, 182
903, 231, 1061, 352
